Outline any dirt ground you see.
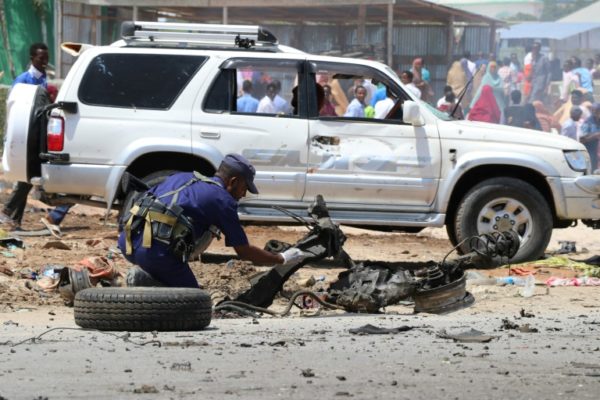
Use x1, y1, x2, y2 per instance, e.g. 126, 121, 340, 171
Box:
1, 183, 600, 314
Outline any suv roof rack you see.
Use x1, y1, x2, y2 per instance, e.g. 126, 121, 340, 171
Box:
121, 21, 277, 49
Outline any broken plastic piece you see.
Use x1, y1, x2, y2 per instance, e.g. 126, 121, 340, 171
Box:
349, 324, 414, 335
437, 328, 498, 343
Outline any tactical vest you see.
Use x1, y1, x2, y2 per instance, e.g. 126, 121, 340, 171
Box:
124, 172, 220, 262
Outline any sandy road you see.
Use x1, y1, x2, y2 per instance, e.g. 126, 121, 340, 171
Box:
1, 197, 600, 399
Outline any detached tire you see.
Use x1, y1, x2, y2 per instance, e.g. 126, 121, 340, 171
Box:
453, 177, 552, 263
74, 287, 212, 331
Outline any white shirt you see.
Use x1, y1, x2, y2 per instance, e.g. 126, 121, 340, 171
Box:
257, 96, 277, 114
561, 70, 580, 101
374, 97, 395, 119
467, 60, 476, 75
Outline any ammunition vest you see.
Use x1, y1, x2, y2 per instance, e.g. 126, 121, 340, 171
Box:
124, 172, 220, 262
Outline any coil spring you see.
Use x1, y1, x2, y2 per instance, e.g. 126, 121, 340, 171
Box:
468, 230, 520, 259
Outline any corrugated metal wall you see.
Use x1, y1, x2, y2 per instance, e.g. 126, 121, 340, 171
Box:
57, 5, 494, 101
60, 2, 104, 74
271, 24, 492, 100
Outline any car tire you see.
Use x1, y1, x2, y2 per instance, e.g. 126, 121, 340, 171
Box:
453, 177, 552, 263
118, 169, 176, 231
74, 287, 212, 331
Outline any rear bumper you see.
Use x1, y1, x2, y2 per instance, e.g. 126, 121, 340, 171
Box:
549, 175, 600, 220
39, 163, 125, 202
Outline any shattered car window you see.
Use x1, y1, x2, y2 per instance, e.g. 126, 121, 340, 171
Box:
78, 54, 207, 110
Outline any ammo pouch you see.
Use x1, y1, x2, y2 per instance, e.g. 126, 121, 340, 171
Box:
124, 172, 219, 262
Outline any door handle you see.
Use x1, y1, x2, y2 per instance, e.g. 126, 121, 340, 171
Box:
200, 131, 221, 139
311, 135, 340, 145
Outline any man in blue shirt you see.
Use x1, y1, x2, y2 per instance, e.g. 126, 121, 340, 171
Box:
236, 80, 259, 113
581, 103, 600, 173
118, 154, 310, 288
344, 85, 367, 118
13, 42, 48, 87
572, 56, 594, 102
0, 42, 71, 234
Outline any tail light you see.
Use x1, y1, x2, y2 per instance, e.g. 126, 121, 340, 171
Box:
47, 116, 65, 151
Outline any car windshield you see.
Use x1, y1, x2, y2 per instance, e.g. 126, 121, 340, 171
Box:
383, 65, 453, 122
420, 101, 454, 121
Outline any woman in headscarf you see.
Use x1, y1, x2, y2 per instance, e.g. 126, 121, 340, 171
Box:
532, 101, 557, 132
469, 61, 507, 121
467, 85, 501, 123
447, 61, 467, 98
319, 84, 337, 117
412, 57, 433, 103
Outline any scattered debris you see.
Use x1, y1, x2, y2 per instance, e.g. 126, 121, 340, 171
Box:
557, 241, 577, 254
170, 361, 192, 372
133, 385, 158, 394
519, 309, 535, 318
545, 277, 600, 286
500, 318, 538, 333
0, 266, 14, 276
500, 318, 520, 330
301, 368, 315, 377
349, 324, 413, 335
0, 237, 24, 249
42, 241, 72, 250
570, 362, 600, 369
436, 328, 498, 343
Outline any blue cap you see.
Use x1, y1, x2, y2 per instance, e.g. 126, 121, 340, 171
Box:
221, 153, 258, 194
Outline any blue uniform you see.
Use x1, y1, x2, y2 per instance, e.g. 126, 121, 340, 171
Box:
581, 116, 600, 172
13, 67, 47, 88
237, 93, 259, 113
117, 173, 248, 288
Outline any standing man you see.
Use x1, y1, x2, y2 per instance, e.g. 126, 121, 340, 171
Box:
118, 154, 310, 288
526, 42, 551, 103
580, 103, 600, 173
400, 70, 422, 99
344, 85, 367, 118
236, 80, 259, 113
0, 43, 71, 233
572, 56, 594, 103
256, 82, 278, 114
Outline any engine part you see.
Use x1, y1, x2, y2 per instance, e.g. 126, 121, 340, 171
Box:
414, 271, 474, 314
234, 195, 347, 308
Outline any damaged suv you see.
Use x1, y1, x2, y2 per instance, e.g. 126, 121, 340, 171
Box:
4, 21, 600, 263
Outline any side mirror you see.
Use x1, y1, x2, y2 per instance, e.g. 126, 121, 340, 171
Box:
402, 101, 425, 126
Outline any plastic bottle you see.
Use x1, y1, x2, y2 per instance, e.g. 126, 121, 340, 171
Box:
496, 276, 525, 286
520, 274, 536, 297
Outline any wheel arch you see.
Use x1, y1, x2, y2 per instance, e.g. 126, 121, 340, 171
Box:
113, 152, 217, 203
444, 165, 557, 227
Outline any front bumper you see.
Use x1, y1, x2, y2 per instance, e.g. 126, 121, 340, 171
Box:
549, 175, 600, 220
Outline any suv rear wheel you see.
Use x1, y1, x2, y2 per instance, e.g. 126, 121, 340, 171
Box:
118, 169, 175, 231
453, 177, 552, 263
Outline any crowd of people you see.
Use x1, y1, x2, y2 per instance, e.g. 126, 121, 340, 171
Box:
439, 44, 600, 171
230, 44, 600, 170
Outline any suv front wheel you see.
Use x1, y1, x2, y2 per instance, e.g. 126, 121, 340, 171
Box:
453, 177, 553, 263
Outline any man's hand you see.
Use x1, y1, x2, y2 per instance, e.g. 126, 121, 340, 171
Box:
280, 248, 311, 266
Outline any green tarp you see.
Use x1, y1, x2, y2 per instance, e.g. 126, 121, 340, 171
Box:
0, 0, 54, 86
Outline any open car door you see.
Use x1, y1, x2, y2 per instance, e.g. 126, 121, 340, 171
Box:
2, 84, 49, 183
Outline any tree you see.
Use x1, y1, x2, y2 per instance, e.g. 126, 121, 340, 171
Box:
540, 0, 595, 21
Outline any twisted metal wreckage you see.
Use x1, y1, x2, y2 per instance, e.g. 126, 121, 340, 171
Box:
62, 194, 520, 331
220, 194, 520, 315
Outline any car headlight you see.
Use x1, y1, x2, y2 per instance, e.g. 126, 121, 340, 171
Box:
564, 150, 589, 173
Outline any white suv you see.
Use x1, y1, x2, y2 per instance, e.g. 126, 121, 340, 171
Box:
4, 21, 600, 262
